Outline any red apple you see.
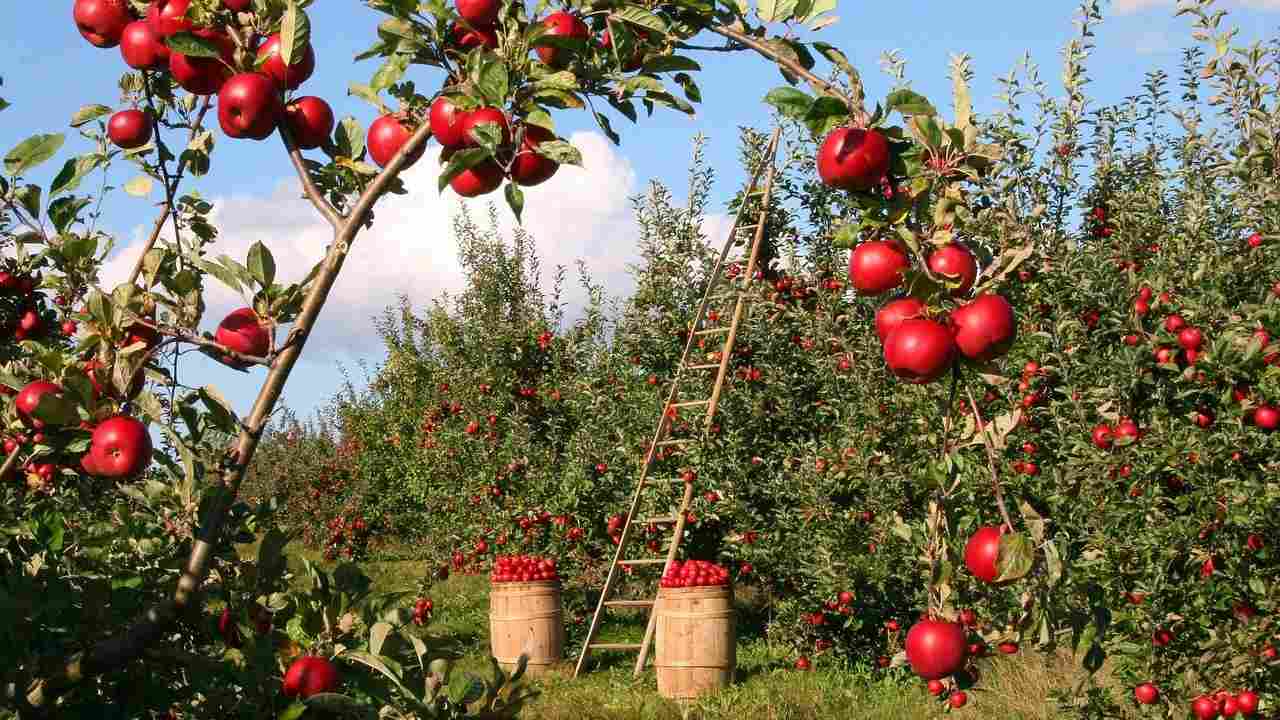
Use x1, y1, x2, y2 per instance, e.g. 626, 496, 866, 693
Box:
367, 114, 424, 169
535, 12, 589, 67
1091, 424, 1114, 450
1164, 314, 1186, 332
448, 155, 504, 198
950, 294, 1016, 362
119, 20, 169, 69
926, 679, 944, 696
1253, 404, 1278, 431
256, 34, 316, 90
147, 0, 192, 38
108, 109, 153, 149
927, 244, 978, 296
875, 297, 926, 343
794, 656, 811, 671
459, 106, 511, 147
88, 415, 153, 478
1134, 683, 1159, 705
74, 0, 132, 48
817, 127, 890, 192
964, 525, 1003, 583
848, 241, 909, 295
218, 73, 281, 140
1178, 327, 1203, 351
430, 96, 468, 148
1221, 696, 1240, 718
510, 125, 559, 186
215, 308, 270, 364
1236, 691, 1258, 717
948, 691, 968, 709
169, 29, 234, 95
224, 0, 252, 9
284, 96, 334, 150
282, 656, 340, 698
16, 382, 64, 429
451, 22, 498, 49
455, 0, 500, 27
904, 619, 967, 680
1115, 419, 1140, 442
883, 319, 955, 384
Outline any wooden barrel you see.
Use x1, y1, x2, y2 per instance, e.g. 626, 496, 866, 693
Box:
489, 580, 564, 677
654, 585, 736, 698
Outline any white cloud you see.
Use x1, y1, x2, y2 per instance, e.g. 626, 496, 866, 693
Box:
104, 131, 642, 357
1114, 0, 1280, 14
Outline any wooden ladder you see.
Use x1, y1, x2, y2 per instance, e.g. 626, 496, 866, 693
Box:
573, 127, 783, 679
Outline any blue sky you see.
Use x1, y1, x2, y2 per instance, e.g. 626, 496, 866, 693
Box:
3, 1, 1278, 421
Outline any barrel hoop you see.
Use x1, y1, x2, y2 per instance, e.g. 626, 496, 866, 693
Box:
657, 611, 735, 619
494, 656, 552, 665
656, 662, 734, 669
490, 612, 563, 621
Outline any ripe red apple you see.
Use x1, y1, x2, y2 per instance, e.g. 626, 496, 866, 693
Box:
964, 525, 1003, 583
218, 73, 281, 140
451, 22, 498, 48
1178, 327, 1203, 351
88, 415, 153, 478
875, 297, 926, 343
1164, 314, 1186, 333
1134, 298, 1150, 316
848, 241, 909, 295
459, 106, 512, 147
948, 691, 968, 709
904, 619, 967, 680
282, 656, 340, 698
950, 294, 1016, 362
1194, 409, 1214, 429
215, 308, 270, 364
926, 679, 944, 696
1221, 696, 1240, 717
169, 29, 234, 95
148, 0, 192, 37
1192, 696, 1220, 720
927, 244, 978, 296
1091, 424, 1114, 450
367, 114, 424, 169
74, 0, 132, 48
794, 655, 811, 671
883, 319, 955, 384
817, 127, 890, 192
430, 96, 468, 148
16, 381, 64, 429
535, 12, 589, 68
1253, 404, 1278, 431
1134, 683, 1159, 705
224, 0, 252, 9
108, 109, 153, 149
511, 125, 560, 186
442, 147, 504, 198
257, 34, 316, 90
1236, 691, 1258, 717
119, 20, 169, 69
284, 96, 334, 150
997, 641, 1019, 655
1115, 418, 1140, 442
455, 0, 500, 26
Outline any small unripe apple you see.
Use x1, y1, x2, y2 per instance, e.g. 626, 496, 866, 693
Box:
108, 109, 153, 149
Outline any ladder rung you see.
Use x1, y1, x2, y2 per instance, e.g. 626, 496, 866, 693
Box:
604, 599, 655, 608
684, 363, 720, 371
671, 400, 710, 409
641, 517, 677, 525
589, 643, 643, 651
619, 559, 668, 566
656, 439, 694, 447
694, 327, 730, 336
664, 477, 693, 484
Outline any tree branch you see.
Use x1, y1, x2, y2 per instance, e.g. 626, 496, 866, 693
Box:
706, 24, 865, 118
966, 387, 1016, 533
0, 450, 20, 484
278, 123, 342, 229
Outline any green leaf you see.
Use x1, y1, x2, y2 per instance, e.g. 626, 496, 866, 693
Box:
370, 54, 409, 91
533, 139, 581, 166
757, 0, 799, 22
369, 621, 393, 656
70, 104, 113, 128
279, 703, 308, 720
246, 241, 276, 288
641, 55, 700, 73
124, 175, 154, 197
335, 117, 366, 159
280, 0, 311, 68
199, 386, 240, 432
50, 154, 104, 197
803, 95, 849, 136
14, 184, 41, 219
32, 391, 77, 427
476, 54, 510, 105
48, 196, 93, 234
505, 183, 524, 223
5, 133, 65, 176
886, 89, 937, 116
165, 31, 222, 58
763, 86, 814, 120
995, 532, 1035, 583
613, 6, 668, 32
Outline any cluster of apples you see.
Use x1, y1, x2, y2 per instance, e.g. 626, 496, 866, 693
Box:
660, 559, 730, 588
0, 269, 50, 343
815, 126, 1015, 383
490, 554, 559, 583
73, 0, 335, 151
411, 596, 434, 626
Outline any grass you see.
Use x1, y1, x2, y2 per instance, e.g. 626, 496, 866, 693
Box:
260, 543, 1103, 719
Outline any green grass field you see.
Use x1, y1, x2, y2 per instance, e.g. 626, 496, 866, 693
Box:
279, 550, 1109, 719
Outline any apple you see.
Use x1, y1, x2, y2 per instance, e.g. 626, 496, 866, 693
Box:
1134, 298, 1150, 316
169, 29, 234, 95
215, 308, 270, 365
1194, 409, 1214, 429
904, 619, 967, 680
455, 0, 500, 27
459, 106, 511, 147
107, 109, 153, 150
445, 151, 504, 197
535, 12, 589, 68
948, 691, 968, 709
883, 319, 955, 384
1151, 628, 1173, 646
1178, 327, 1203, 351
817, 127, 890, 192
875, 297, 926, 343
1235, 691, 1258, 717
119, 20, 169, 69
1134, 683, 1159, 705
367, 114, 425, 169
257, 34, 316, 90
950, 294, 1016, 362
1164, 314, 1186, 333
282, 656, 340, 698
926, 679, 944, 696
848, 241, 909, 295
1253, 404, 1278, 431
964, 525, 1003, 583
997, 641, 1019, 654
794, 656, 811, 671
87, 415, 153, 478
1091, 424, 1113, 450
510, 125, 560, 186
1115, 418, 1140, 442
284, 96, 334, 150
218, 74, 281, 140
1221, 696, 1240, 718
74, 0, 132, 48
451, 22, 498, 49
147, 0, 194, 37
430, 96, 468, 148
224, 0, 252, 9
16, 382, 64, 429
927, 244, 978, 296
